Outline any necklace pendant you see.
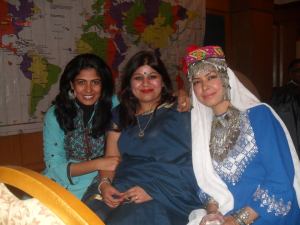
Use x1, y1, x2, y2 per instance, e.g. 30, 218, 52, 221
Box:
138, 131, 144, 138
136, 111, 154, 138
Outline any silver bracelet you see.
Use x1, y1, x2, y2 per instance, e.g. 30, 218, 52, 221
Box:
232, 208, 252, 225
98, 177, 112, 193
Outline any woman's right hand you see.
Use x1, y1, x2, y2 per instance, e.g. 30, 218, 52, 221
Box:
98, 156, 120, 171
200, 212, 224, 225
100, 183, 124, 208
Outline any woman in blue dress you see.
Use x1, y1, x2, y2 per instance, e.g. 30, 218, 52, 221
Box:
43, 53, 120, 199
83, 50, 202, 225
184, 46, 300, 225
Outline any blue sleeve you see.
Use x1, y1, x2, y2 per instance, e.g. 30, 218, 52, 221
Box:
247, 105, 295, 221
43, 106, 80, 186
112, 94, 119, 108
109, 105, 121, 130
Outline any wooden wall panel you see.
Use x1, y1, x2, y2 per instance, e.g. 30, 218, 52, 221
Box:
0, 135, 21, 165
0, 132, 44, 171
20, 132, 45, 171
231, 0, 273, 12
230, 1, 273, 100
206, 0, 230, 12
251, 11, 273, 99
231, 11, 252, 71
274, 2, 300, 86
206, 0, 233, 67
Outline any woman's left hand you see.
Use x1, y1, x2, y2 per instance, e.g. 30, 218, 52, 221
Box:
124, 186, 152, 204
177, 88, 190, 112
200, 212, 224, 225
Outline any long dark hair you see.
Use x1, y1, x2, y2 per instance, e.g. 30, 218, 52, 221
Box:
53, 53, 114, 137
118, 50, 175, 129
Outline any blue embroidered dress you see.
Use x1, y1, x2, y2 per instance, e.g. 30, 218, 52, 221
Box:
198, 105, 300, 224
43, 96, 119, 199
84, 103, 202, 225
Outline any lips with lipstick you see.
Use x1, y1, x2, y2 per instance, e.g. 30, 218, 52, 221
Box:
202, 92, 216, 100
140, 89, 154, 93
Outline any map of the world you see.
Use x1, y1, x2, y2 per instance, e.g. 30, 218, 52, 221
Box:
0, 0, 204, 135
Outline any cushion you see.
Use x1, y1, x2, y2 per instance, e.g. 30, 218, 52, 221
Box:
0, 183, 64, 225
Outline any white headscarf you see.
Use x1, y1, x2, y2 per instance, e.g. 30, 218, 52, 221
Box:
188, 68, 300, 224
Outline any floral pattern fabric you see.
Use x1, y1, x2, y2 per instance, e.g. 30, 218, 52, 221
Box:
0, 183, 64, 225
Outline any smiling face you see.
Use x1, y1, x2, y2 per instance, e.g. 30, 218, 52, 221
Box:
192, 69, 229, 115
71, 68, 102, 106
130, 65, 163, 110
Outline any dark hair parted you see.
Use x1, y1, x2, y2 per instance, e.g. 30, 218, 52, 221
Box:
53, 53, 114, 137
118, 50, 175, 129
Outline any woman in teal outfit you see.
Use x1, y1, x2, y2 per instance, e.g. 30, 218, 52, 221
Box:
43, 53, 120, 199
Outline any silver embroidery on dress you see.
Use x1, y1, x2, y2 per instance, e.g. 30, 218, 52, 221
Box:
197, 189, 210, 203
212, 110, 258, 185
253, 185, 291, 216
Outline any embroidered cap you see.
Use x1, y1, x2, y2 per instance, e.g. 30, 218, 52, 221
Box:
184, 45, 225, 67
184, 45, 230, 100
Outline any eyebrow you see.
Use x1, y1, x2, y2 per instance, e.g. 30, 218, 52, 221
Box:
193, 71, 212, 79
204, 71, 217, 76
74, 78, 101, 82
75, 78, 101, 80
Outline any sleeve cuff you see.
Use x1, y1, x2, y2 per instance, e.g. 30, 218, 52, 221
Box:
67, 162, 74, 185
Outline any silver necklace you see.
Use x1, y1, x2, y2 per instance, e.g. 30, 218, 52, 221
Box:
209, 106, 241, 162
136, 111, 154, 138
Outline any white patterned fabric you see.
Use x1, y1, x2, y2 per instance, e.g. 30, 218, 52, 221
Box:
0, 183, 64, 225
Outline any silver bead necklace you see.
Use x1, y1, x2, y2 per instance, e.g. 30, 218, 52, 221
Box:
209, 106, 241, 162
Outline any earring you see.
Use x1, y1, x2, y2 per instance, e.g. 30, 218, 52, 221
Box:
68, 89, 75, 100
223, 84, 231, 101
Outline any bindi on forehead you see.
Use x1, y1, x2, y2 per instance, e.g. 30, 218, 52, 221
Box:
134, 71, 159, 77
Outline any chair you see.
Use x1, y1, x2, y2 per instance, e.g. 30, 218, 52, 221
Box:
0, 165, 105, 225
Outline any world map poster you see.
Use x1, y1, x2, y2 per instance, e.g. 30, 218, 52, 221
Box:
0, 0, 205, 136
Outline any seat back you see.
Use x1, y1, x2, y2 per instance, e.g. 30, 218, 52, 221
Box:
0, 165, 105, 225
